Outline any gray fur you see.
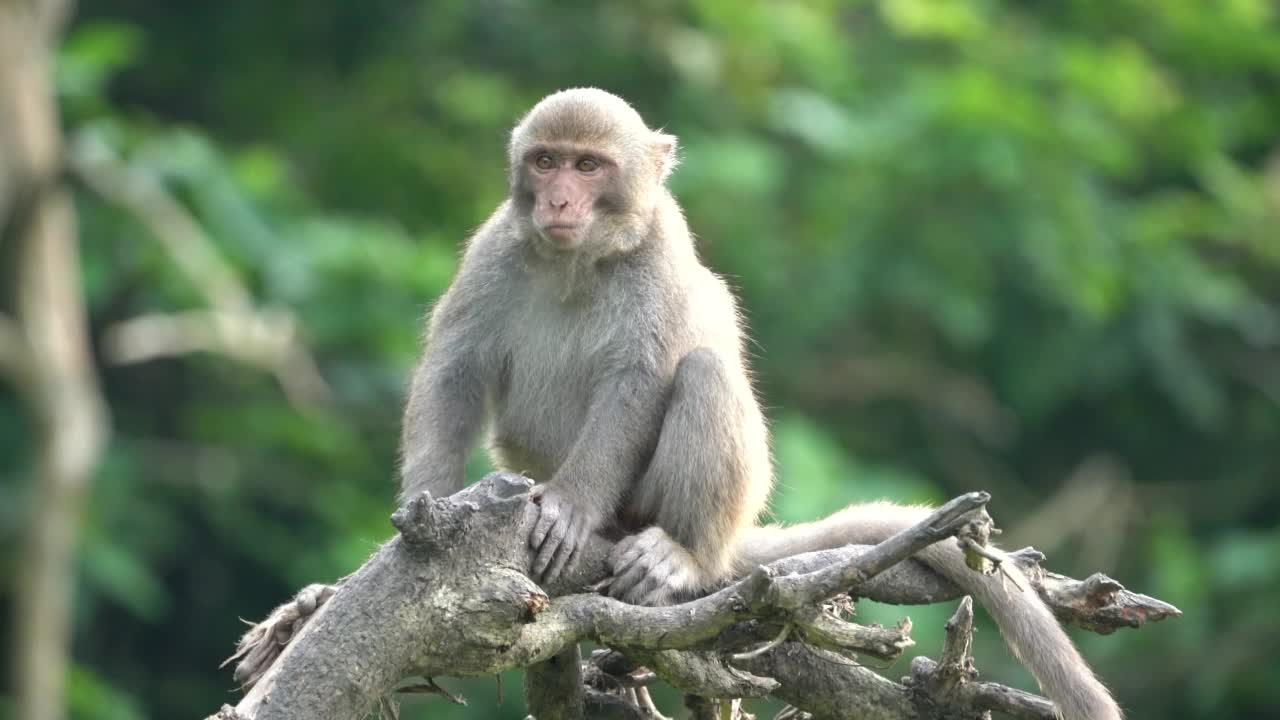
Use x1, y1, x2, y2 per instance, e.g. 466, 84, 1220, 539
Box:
399, 88, 1121, 720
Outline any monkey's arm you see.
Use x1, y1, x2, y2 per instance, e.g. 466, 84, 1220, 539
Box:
399, 290, 489, 502
530, 367, 665, 584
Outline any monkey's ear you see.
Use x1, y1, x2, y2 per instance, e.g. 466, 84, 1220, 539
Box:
652, 131, 679, 182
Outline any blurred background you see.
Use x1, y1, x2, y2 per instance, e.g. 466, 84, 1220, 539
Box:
1, 1, 1278, 718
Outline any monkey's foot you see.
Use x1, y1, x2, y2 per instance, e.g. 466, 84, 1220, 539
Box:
221, 583, 339, 689
606, 527, 701, 605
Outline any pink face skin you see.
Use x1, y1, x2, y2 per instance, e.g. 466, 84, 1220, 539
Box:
525, 146, 615, 248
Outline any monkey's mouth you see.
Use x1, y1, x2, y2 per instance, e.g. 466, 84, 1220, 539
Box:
540, 224, 582, 243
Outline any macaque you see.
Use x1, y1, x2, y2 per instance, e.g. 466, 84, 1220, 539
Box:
400, 88, 1121, 720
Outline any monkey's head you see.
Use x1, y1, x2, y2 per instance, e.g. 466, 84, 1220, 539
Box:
509, 88, 678, 255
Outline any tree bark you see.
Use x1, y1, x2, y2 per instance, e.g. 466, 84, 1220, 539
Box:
525, 645, 585, 720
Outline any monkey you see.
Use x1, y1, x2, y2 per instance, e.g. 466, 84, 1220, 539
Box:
398, 88, 1122, 720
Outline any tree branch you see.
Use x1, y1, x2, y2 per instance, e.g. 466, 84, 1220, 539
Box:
206, 474, 1179, 720
67, 129, 332, 410
525, 645, 585, 720
67, 130, 254, 312
0, 5, 112, 720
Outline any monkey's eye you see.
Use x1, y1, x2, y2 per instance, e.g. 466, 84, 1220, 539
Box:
576, 157, 600, 173
534, 153, 555, 171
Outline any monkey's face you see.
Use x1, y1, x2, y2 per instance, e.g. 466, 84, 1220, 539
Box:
518, 145, 618, 250
507, 89, 678, 256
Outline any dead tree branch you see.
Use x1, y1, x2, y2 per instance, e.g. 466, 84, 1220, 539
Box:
207, 474, 1179, 720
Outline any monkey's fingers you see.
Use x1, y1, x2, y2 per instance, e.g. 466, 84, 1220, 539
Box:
609, 533, 662, 578
608, 537, 647, 576
608, 544, 676, 600
625, 563, 676, 606
565, 521, 594, 577
609, 562, 653, 601
542, 524, 581, 583
529, 500, 559, 550
543, 516, 584, 582
563, 515, 596, 576
531, 515, 571, 581
609, 543, 635, 570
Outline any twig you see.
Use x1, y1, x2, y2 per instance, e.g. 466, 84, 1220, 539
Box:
793, 607, 914, 661
635, 686, 670, 719
766, 492, 992, 609
731, 623, 791, 661
396, 677, 467, 705
960, 536, 1026, 591
905, 598, 1058, 719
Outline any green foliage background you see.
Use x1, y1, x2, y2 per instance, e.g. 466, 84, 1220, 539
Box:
2, 1, 1279, 718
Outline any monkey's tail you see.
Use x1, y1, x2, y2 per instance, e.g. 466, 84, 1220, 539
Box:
733, 501, 1123, 720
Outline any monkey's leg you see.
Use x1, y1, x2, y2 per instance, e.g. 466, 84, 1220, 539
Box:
609, 348, 764, 605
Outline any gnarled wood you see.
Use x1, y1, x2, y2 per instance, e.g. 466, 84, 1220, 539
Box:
209, 474, 1179, 720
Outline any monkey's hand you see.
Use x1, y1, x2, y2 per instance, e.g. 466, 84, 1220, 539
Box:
606, 527, 701, 606
529, 485, 603, 584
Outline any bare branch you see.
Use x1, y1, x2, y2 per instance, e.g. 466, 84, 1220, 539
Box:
205, 475, 1178, 720
102, 309, 331, 409
68, 130, 253, 311
524, 646, 584, 720
793, 607, 913, 661
737, 643, 916, 720
905, 599, 1058, 719
396, 677, 467, 705
104, 310, 289, 366
731, 623, 791, 661
764, 492, 991, 610
1007, 547, 1183, 633
68, 130, 332, 409
765, 542, 1180, 636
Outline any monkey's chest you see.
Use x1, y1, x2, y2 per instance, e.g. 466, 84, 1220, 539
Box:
488, 311, 600, 476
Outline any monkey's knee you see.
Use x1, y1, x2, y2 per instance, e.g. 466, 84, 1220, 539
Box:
631, 347, 750, 576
